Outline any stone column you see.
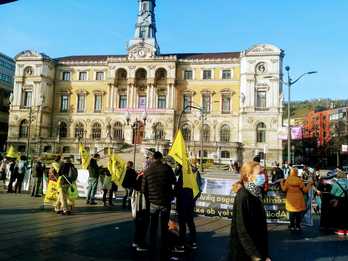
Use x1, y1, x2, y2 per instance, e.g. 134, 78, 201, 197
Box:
114, 86, 119, 109
152, 86, 157, 109
127, 84, 132, 108
166, 84, 171, 109
146, 85, 151, 109
110, 85, 115, 111
107, 84, 112, 111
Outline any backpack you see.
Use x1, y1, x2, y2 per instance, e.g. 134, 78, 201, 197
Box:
67, 165, 78, 183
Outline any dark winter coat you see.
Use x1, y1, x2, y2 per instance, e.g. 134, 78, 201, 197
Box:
230, 187, 269, 261
142, 160, 176, 207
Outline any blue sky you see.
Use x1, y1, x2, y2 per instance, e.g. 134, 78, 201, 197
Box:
0, 0, 347, 100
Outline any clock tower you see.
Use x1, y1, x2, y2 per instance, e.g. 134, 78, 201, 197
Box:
128, 0, 160, 59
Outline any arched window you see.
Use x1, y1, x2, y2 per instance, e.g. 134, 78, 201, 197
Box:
113, 122, 123, 141
256, 122, 266, 143
116, 68, 127, 81
153, 123, 165, 140
19, 120, 29, 138
202, 124, 210, 142
59, 122, 68, 138
75, 123, 84, 139
220, 125, 230, 143
135, 68, 147, 80
92, 123, 102, 140
182, 124, 191, 142
155, 68, 167, 81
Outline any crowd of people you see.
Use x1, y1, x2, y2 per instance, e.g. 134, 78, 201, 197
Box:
1, 149, 348, 260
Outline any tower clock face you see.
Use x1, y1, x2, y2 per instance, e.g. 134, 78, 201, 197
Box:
138, 49, 146, 57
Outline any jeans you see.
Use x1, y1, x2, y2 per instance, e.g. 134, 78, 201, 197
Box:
289, 212, 302, 228
149, 203, 171, 261
31, 177, 43, 196
87, 177, 98, 202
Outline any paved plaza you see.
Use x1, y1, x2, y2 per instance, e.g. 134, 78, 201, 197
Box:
0, 193, 347, 261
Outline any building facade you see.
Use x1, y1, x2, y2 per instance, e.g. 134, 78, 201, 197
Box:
7, 0, 284, 164
304, 109, 331, 146
0, 52, 15, 151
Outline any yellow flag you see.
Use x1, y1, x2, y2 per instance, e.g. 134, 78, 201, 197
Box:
108, 153, 126, 187
5, 145, 19, 159
168, 130, 200, 198
79, 144, 90, 170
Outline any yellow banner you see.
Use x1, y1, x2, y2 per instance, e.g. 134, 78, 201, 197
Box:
168, 130, 200, 198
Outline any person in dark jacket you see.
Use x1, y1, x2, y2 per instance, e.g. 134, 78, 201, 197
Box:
230, 161, 271, 261
142, 151, 176, 261
174, 164, 197, 252
86, 154, 100, 205
31, 159, 45, 197
122, 161, 137, 209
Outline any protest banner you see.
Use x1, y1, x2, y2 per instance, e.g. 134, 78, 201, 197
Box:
195, 177, 313, 226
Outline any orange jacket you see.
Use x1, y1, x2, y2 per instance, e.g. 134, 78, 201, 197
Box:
281, 171, 311, 212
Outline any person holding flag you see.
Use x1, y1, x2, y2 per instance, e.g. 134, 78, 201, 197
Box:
169, 130, 200, 253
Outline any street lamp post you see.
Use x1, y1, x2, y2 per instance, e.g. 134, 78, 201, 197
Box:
284, 66, 317, 164
177, 105, 205, 173
266, 68, 317, 164
126, 111, 147, 169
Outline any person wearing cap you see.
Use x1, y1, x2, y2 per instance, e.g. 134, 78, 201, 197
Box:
142, 151, 176, 261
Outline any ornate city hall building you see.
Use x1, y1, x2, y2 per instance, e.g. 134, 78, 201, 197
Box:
7, 0, 284, 164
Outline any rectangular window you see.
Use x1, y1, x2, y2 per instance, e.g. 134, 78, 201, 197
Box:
203, 70, 212, 80
79, 72, 87, 81
77, 94, 85, 112
94, 95, 102, 112
183, 95, 192, 112
60, 95, 69, 112
256, 91, 267, 109
222, 95, 231, 113
96, 72, 104, 81
202, 94, 211, 113
222, 70, 231, 80
158, 95, 166, 109
62, 72, 71, 81
184, 70, 193, 80
138, 96, 146, 109
119, 95, 127, 109
23, 91, 32, 107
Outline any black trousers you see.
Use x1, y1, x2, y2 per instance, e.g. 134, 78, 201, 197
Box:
7, 172, 17, 192
177, 200, 196, 245
14, 174, 25, 193
122, 188, 133, 208
134, 209, 149, 246
102, 185, 117, 205
31, 177, 43, 196
289, 212, 302, 228
149, 204, 170, 261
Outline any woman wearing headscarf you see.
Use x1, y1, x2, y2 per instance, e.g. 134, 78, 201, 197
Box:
229, 161, 271, 261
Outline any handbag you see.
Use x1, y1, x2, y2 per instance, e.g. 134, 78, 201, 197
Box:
330, 181, 348, 208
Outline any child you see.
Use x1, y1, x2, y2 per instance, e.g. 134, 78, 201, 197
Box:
102, 168, 113, 207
